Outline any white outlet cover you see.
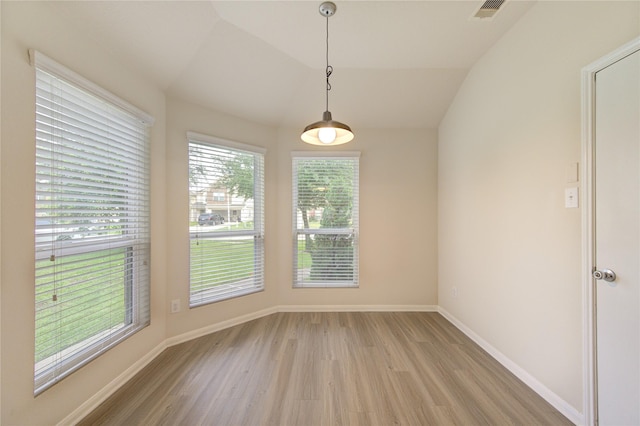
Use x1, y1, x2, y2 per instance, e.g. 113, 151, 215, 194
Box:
565, 187, 579, 208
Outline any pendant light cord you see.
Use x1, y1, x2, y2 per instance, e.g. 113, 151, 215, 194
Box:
325, 15, 332, 112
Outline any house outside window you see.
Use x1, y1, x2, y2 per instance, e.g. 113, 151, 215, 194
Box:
33, 50, 153, 394
188, 132, 265, 306
292, 152, 359, 288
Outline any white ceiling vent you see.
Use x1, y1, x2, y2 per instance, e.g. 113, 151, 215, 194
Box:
471, 0, 507, 20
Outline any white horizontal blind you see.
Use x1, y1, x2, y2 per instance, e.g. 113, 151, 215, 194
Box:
292, 154, 359, 287
188, 134, 265, 306
34, 53, 151, 395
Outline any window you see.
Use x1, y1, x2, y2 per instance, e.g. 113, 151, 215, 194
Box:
188, 132, 265, 306
32, 51, 153, 394
292, 152, 359, 287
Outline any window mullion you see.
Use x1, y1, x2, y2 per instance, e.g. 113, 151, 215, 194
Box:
292, 155, 359, 288
33, 51, 151, 395
188, 136, 265, 306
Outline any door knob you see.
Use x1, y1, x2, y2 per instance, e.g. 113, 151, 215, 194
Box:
593, 268, 617, 282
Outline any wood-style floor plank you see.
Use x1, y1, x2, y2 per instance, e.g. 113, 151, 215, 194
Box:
79, 312, 573, 426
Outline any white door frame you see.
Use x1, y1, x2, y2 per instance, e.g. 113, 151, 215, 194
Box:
581, 35, 640, 426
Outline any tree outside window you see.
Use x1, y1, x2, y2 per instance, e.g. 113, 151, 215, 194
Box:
293, 156, 359, 287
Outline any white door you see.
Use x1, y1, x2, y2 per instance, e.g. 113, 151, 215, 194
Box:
594, 48, 640, 425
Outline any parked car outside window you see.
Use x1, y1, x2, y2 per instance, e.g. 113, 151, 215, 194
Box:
198, 213, 225, 225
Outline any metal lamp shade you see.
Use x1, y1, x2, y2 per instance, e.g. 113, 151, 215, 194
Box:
301, 111, 354, 145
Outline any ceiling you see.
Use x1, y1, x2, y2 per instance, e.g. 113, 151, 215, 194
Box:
44, 0, 536, 130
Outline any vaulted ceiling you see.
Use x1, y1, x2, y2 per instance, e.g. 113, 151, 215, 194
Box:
43, 0, 535, 130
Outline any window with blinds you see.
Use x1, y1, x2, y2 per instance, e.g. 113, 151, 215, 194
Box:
188, 132, 265, 306
32, 51, 153, 395
292, 153, 359, 288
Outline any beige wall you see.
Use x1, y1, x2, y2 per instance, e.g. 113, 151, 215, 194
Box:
0, 3, 439, 423
275, 127, 439, 308
438, 0, 640, 415
164, 97, 280, 338
7, 0, 637, 424
0, 0, 3, 418
0, 2, 168, 424
164, 117, 439, 338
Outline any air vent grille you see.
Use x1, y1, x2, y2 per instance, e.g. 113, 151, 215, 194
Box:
480, 0, 505, 11
472, 0, 506, 19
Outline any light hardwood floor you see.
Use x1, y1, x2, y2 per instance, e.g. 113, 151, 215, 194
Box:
79, 312, 572, 425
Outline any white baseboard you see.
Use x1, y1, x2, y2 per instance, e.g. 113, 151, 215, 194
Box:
59, 307, 277, 425
61, 304, 436, 423
61, 304, 580, 425
277, 304, 439, 312
165, 306, 438, 349
437, 307, 583, 425
165, 306, 279, 348
58, 341, 167, 426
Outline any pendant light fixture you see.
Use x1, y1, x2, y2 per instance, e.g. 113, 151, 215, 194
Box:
301, 1, 354, 146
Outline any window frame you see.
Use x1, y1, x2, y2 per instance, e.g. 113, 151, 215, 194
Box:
292, 151, 360, 288
31, 50, 153, 395
187, 132, 266, 306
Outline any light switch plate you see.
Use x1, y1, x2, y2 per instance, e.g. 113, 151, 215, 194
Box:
566, 163, 579, 183
565, 187, 579, 208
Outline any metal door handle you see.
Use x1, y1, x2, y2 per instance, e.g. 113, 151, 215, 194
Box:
593, 268, 616, 282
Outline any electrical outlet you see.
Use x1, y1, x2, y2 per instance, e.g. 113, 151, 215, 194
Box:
565, 187, 579, 208
171, 299, 181, 313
